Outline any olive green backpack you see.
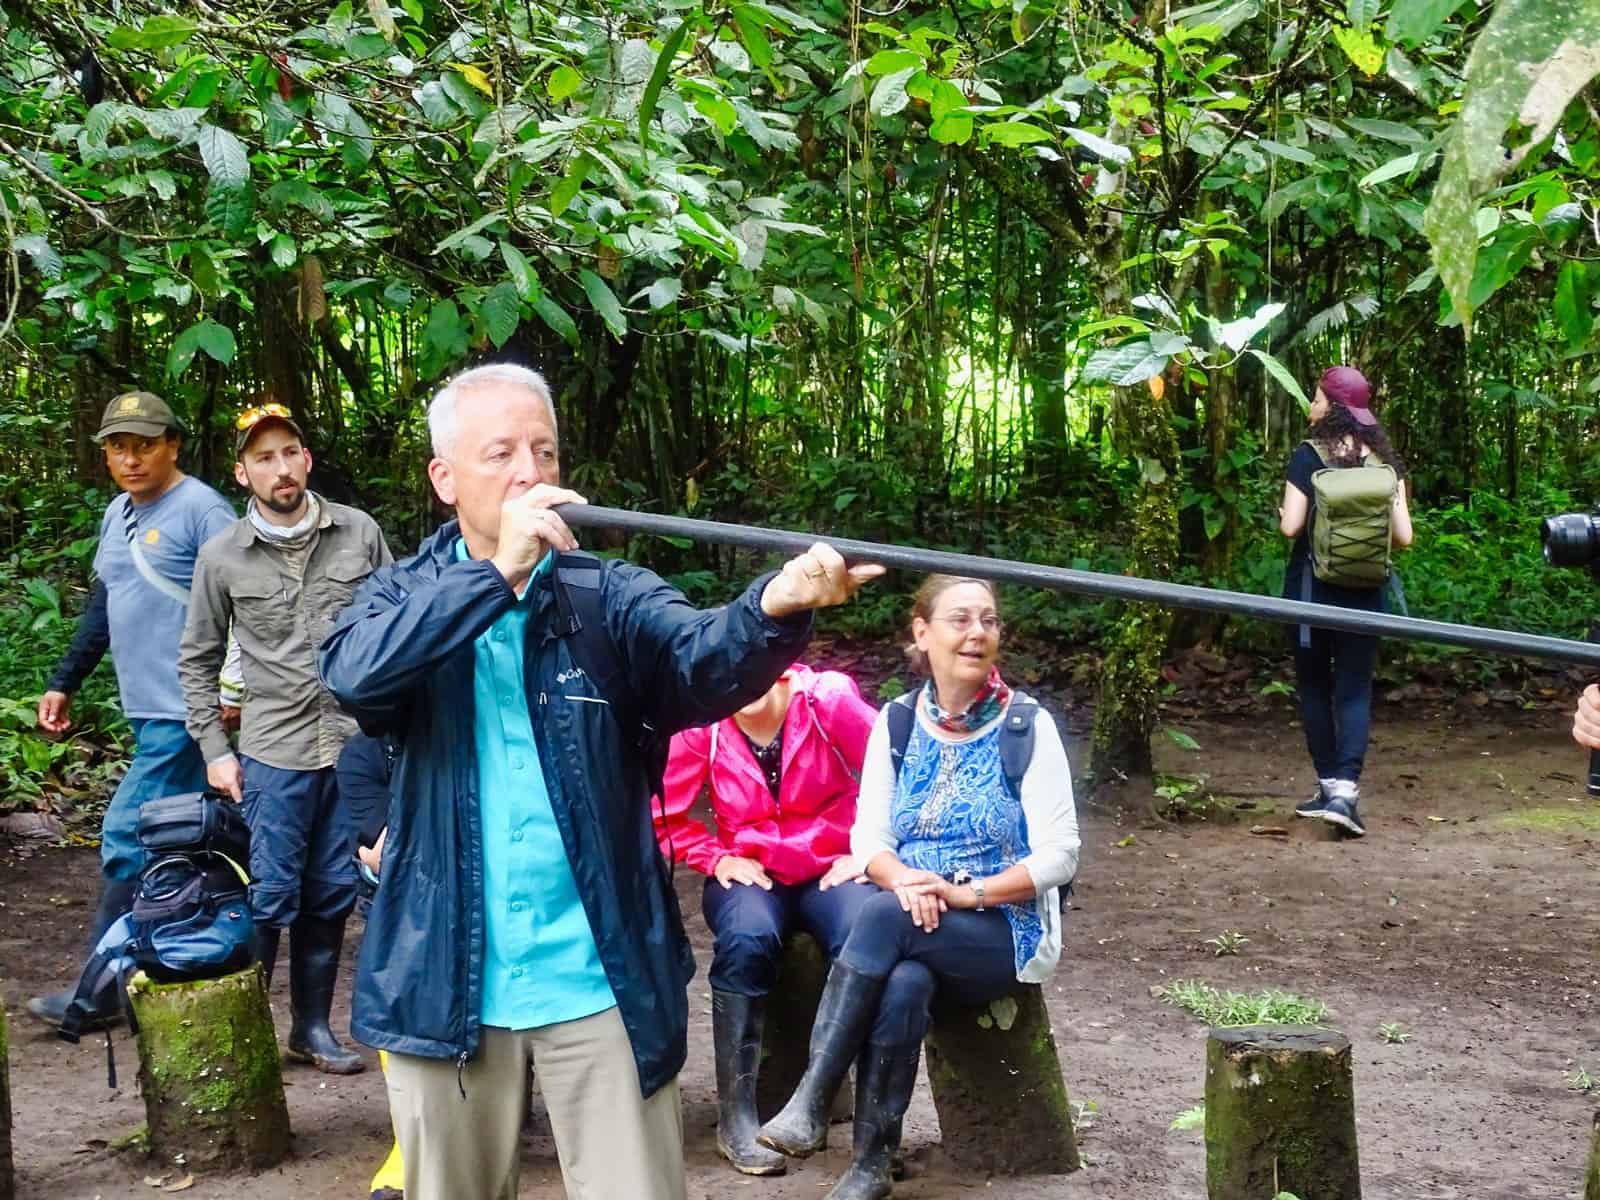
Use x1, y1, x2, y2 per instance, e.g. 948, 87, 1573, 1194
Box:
1304, 440, 1396, 589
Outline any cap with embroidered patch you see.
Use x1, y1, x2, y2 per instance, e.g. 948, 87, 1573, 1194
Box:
96, 391, 178, 441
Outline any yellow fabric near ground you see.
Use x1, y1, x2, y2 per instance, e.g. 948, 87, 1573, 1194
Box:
372, 1050, 406, 1193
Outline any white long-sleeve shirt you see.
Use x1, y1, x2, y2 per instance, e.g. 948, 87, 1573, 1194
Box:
851, 689, 1080, 981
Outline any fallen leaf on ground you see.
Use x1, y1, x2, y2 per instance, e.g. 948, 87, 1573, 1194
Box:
163, 1175, 195, 1193
1249, 825, 1288, 836
143, 1176, 168, 1188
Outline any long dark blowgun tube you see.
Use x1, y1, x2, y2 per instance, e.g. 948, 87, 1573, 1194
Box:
553, 504, 1600, 671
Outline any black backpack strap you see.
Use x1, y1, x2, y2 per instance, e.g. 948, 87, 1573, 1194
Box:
885, 693, 917, 781
550, 553, 672, 868
550, 553, 660, 776
999, 700, 1039, 801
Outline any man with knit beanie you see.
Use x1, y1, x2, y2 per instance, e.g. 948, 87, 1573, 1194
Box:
178, 402, 391, 1073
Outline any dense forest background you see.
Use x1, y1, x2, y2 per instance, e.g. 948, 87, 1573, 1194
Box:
2, 0, 1597, 807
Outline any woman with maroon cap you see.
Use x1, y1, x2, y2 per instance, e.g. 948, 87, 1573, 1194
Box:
1277, 366, 1414, 836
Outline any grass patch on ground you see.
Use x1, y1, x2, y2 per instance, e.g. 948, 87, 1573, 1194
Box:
1155, 980, 1329, 1027
1496, 806, 1600, 834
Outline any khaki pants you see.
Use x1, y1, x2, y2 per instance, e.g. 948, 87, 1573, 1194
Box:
385, 1007, 686, 1200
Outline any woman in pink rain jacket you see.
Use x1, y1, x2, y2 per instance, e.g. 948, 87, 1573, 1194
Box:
654, 664, 877, 1177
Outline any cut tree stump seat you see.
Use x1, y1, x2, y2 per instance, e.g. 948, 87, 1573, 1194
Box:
763, 934, 1079, 1174
127, 967, 291, 1172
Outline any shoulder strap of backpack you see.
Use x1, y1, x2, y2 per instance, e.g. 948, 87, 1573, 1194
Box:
999, 700, 1039, 801
1301, 438, 1331, 468
549, 552, 664, 790
885, 692, 917, 781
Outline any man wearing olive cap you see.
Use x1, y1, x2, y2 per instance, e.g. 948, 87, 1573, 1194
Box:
28, 391, 239, 1029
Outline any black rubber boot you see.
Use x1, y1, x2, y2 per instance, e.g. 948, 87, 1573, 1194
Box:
254, 925, 281, 988
758, 962, 884, 1158
285, 916, 365, 1075
712, 990, 787, 1176
25, 876, 137, 1030
822, 1039, 921, 1200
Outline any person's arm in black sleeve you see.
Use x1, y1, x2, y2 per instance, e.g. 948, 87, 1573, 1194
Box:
336, 734, 392, 850
46, 580, 110, 695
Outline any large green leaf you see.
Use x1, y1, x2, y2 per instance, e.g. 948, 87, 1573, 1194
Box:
107, 15, 198, 50
481, 282, 522, 348
532, 294, 579, 346
580, 269, 627, 339
196, 124, 250, 188
548, 66, 583, 101
204, 182, 255, 237
1385, 0, 1463, 45
1082, 338, 1179, 387
730, 5, 774, 69
1250, 349, 1310, 408
869, 66, 915, 117
1424, 0, 1600, 333
419, 299, 467, 377
640, 15, 697, 151
500, 240, 538, 300
197, 320, 237, 365
1555, 259, 1594, 351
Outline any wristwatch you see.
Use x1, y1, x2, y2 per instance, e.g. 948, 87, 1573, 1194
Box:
972, 880, 986, 911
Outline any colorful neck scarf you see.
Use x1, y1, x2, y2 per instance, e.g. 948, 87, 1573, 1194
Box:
923, 666, 1012, 734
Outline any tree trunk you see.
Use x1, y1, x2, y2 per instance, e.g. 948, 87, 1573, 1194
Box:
128, 969, 291, 1172
1585, 1110, 1600, 1200
923, 986, 1078, 1176
1024, 257, 1069, 486
0, 999, 13, 1200
1204, 1025, 1360, 1200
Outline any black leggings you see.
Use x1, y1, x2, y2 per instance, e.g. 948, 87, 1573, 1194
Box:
836, 889, 1018, 1044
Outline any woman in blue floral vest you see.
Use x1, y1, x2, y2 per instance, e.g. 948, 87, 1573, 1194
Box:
757, 574, 1080, 1200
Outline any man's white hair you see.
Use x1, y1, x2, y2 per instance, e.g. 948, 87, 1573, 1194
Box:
427, 363, 558, 459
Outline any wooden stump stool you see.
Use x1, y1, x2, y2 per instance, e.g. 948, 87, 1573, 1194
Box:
0, 999, 13, 1200
923, 986, 1079, 1175
756, 933, 851, 1123
128, 968, 291, 1171
1204, 1025, 1360, 1200
1585, 1110, 1600, 1200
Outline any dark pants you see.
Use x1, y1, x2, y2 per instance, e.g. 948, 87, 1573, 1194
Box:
701, 876, 876, 997
1293, 625, 1380, 783
240, 757, 358, 928
838, 889, 1018, 1044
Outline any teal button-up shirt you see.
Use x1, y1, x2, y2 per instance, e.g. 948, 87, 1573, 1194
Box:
457, 539, 616, 1030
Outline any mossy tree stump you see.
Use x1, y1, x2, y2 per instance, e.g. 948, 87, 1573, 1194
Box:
923, 985, 1079, 1175
128, 968, 290, 1172
1205, 1025, 1360, 1200
756, 933, 850, 1123
1585, 1111, 1600, 1200
0, 999, 13, 1200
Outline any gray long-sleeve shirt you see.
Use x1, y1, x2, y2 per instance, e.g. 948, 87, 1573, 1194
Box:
178, 500, 391, 770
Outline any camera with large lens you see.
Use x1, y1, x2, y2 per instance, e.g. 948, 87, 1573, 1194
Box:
1541, 510, 1600, 571
1545, 509, 1600, 795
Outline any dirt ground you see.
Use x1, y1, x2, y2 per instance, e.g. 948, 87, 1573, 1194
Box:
6, 696, 1600, 1199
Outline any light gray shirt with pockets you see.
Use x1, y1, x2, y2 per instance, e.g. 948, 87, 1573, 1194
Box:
178, 499, 392, 771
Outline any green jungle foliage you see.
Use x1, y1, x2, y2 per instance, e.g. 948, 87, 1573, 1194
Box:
2, 0, 1599, 805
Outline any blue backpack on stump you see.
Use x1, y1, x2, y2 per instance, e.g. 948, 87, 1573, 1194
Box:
60, 792, 255, 1087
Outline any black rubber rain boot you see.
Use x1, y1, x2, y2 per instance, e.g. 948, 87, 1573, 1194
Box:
822, 1039, 921, 1200
286, 916, 365, 1075
758, 962, 884, 1158
712, 990, 787, 1175
25, 876, 137, 1029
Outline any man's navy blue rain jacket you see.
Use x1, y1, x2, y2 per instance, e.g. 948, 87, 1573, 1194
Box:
317, 521, 811, 1096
